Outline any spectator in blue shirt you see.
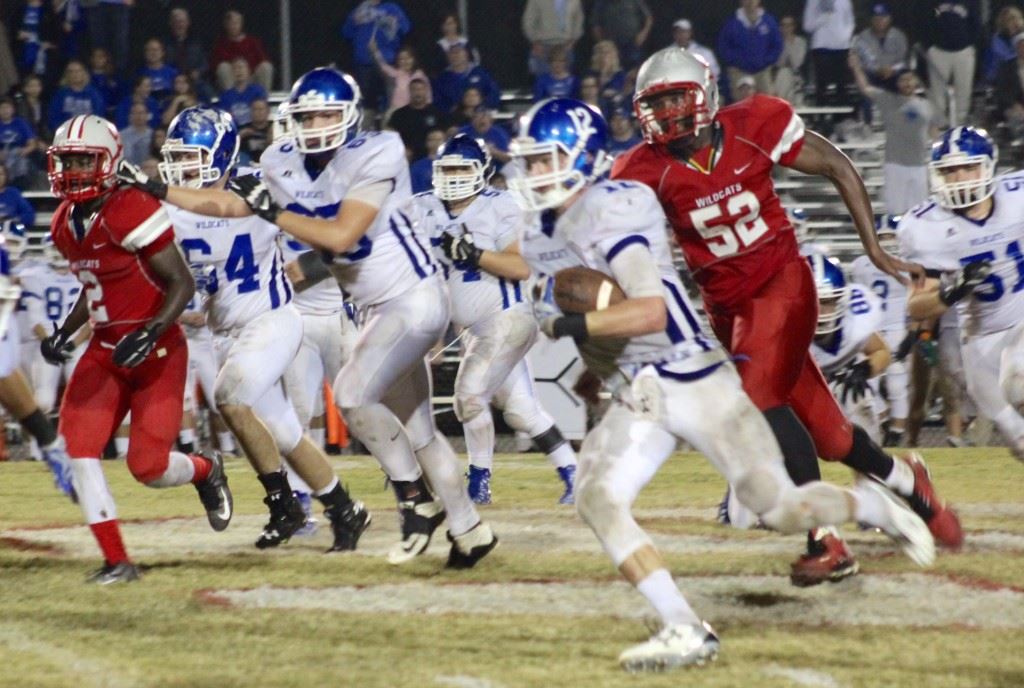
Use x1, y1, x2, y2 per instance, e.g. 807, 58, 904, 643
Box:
17, 0, 53, 77
0, 98, 40, 188
0, 164, 35, 227
217, 58, 267, 127
47, 60, 106, 133
409, 127, 447, 193
718, 0, 783, 101
606, 108, 641, 155
342, 0, 411, 112
114, 76, 160, 130
533, 48, 578, 101
90, 47, 122, 118
139, 38, 178, 107
589, 40, 626, 116
120, 102, 153, 166
457, 106, 511, 167
434, 44, 501, 113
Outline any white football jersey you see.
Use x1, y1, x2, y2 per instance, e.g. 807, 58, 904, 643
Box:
849, 255, 907, 333
278, 235, 347, 315
168, 206, 292, 333
520, 179, 725, 372
13, 258, 48, 344
261, 130, 437, 307
411, 188, 526, 329
899, 173, 1024, 337
811, 283, 883, 375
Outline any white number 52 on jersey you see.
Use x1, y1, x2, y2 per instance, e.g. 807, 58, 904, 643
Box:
688, 190, 770, 257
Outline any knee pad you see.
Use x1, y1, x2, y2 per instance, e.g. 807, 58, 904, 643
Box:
453, 393, 487, 424
263, 413, 303, 455
732, 466, 783, 517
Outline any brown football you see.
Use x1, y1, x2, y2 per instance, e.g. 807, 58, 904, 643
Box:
552, 266, 626, 313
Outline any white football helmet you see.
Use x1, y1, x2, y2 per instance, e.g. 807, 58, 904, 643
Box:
633, 47, 719, 144
47, 115, 123, 201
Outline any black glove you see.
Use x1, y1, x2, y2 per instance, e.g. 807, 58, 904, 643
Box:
439, 227, 482, 269
835, 360, 872, 404
40, 324, 74, 365
112, 326, 159, 368
940, 260, 991, 306
115, 160, 167, 200
227, 174, 281, 224
894, 329, 921, 361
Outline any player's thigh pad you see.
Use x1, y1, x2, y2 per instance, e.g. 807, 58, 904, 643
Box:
215, 307, 302, 408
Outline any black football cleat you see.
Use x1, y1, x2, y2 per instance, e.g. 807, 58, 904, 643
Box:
325, 500, 372, 552
387, 498, 446, 564
255, 492, 307, 549
194, 451, 233, 532
446, 521, 498, 569
86, 561, 141, 585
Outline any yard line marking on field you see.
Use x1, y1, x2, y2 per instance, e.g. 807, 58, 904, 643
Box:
0, 624, 136, 688
434, 675, 501, 688
762, 664, 843, 688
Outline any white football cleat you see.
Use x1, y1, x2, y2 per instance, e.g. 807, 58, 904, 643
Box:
856, 478, 936, 567
618, 621, 720, 673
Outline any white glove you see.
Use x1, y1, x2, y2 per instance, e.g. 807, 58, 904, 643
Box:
527, 273, 563, 338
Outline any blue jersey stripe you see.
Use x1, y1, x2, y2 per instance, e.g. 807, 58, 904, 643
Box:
399, 211, 436, 275
512, 279, 522, 303
498, 277, 510, 309
662, 279, 710, 351
279, 246, 293, 303
389, 217, 427, 278
269, 250, 281, 309
606, 235, 650, 263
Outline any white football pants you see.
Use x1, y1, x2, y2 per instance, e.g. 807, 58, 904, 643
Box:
283, 309, 358, 427
964, 322, 1024, 445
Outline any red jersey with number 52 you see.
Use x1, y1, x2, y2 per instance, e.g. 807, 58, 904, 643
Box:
51, 185, 176, 342
612, 94, 806, 312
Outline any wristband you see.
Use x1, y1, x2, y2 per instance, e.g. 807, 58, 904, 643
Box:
552, 313, 589, 342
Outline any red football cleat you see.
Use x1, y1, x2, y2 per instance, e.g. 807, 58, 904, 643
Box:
790, 527, 859, 587
902, 453, 964, 550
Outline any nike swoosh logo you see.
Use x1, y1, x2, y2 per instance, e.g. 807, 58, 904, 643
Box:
217, 490, 231, 520
734, 163, 752, 175
402, 534, 427, 552
389, 431, 401, 442
91, 242, 107, 249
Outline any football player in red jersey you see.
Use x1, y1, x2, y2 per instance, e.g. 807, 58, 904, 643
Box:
613, 48, 962, 585
43, 115, 233, 584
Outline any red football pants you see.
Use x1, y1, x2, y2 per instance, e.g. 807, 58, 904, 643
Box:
708, 259, 853, 460
59, 325, 188, 483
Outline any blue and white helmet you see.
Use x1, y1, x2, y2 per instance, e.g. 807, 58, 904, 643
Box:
0, 220, 26, 259
509, 97, 611, 211
432, 133, 493, 202
875, 213, 900, 253
283, 67, 362, 153
160, 107, 239, 189
787, 207, 809, 244
929, 126, 997, 209
807, 253, 849, 336
0, 237, 21, 340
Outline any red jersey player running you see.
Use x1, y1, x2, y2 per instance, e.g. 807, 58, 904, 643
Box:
44, 115, 233, 584
612, 48, 962, 585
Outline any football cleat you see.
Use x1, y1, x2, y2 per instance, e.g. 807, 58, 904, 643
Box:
446, 521, 498, 569
901, 453, 963, 549
255, 492, 307, 549
618, 621, 720, 673
557, 465, 576, 505
325, 500, 372, 552
387, 498, 446, 565
858, 478, 936, 567
716, 486, 731, 525
194, 451, 232, 532
293, 491, 319, 537
467, 465, 492, 505
86, 561, 141, 585
790, 527, 859, 587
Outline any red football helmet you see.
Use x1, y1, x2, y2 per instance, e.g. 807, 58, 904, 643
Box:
633, 47, 719, 145
47, 115, 123, 201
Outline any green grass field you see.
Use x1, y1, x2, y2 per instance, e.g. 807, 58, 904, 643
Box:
1, 448, 1023, 688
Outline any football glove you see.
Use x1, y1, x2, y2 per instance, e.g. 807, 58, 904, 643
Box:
227, 174, 281, 224
834, 359, 872, 404
40, 324, 75, 365
528, 273, 563, 337
439, 229, 482, 269
115, 159, 168, 200
112, 326, 159, 368
940, 259, 991, 305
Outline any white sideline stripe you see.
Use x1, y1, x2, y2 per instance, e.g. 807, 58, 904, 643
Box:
434, 676, 501, 688
762, 664, 843, 688
0, 624, 135, 688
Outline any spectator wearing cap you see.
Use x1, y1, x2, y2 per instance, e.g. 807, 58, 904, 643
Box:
987, 6, 1024, 83
533, 47, 578, 102
718, 0, 782, 101
47, 59, 105, 133
803, 0, 855, 106
670, 19, 720, 80
590, 0, 652, 69
342, 0, 411, 113
431, 13, 480, 76
458, 106, 510, 166
433, 44, 501, 113
925, 0, 981, 127
139, 38, 178, 107
853, 4, 908, 91
522, 0, 584, 75
211, 10, 274, 92
120, 102, 153, 166
994, 32, 1024, 141
606, 109, 641, 155
0, 97, 39, 188
772, 15, 807, 105
387, 77, 447, 160
849, 51, 938, 214
409, 126, 447, 193
217, 58, 267, 127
